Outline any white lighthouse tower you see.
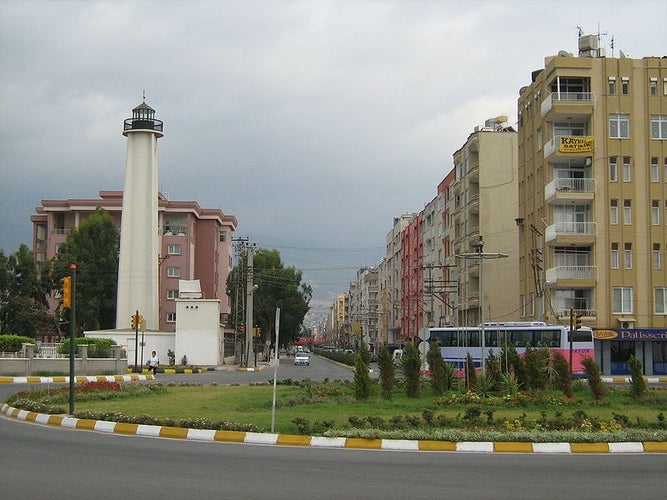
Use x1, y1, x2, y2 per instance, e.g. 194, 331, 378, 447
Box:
115, 101, 164, 330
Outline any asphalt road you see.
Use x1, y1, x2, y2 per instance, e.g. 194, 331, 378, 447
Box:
1, 355, 665, 499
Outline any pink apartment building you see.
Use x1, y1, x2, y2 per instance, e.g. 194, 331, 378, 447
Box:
30, 190, 237, 333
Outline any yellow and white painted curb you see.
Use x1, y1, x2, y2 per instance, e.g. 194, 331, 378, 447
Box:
601, 376, 667, 384
1, 403, 665, 454
0, 374, 154, 384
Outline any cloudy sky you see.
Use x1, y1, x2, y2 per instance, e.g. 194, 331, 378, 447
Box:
1, 0, 665, 322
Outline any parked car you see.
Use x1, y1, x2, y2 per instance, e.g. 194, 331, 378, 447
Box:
294, 352, 310, 366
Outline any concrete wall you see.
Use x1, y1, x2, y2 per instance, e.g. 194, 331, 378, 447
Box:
85, 330, 175, 369
175, 299, 222, 366
0, 344, 127, 376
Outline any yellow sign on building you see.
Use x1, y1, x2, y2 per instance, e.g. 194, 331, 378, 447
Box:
559, 136, 595, 153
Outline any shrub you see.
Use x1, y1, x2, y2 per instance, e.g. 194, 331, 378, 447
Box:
552, 352, 573, 398
377, 346, 395, 399
401, 343, 421, 398
59, 337, 117, 358
426, 341, 447, 395
628, 355, 646, 400
353, 341, 372, 400
0, 334, 35, 352
581, 356, 605, 401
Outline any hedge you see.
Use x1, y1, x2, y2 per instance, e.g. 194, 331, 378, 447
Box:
0, 334, 35, 352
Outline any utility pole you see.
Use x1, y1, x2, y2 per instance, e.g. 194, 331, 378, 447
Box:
244, 243, 257, 367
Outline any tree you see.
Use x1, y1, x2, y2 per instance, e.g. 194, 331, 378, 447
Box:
377, 346, 395, 399
0, 245, 56, 337
353, 340, 372, 400
52, 208, 120, 334
581, 356, 605, 401
227, 248, 311, 348
401, 343, 421, 398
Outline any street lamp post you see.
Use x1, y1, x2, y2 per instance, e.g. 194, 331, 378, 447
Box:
457, 236, 508, 375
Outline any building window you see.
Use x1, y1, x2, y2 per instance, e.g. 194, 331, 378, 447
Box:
624, 243, 632, 269
650, 78, 658, 96
609, 114, 629, 138
529, 292, 535, 316
652, 200, 660, 225
167, 267, 180, 278
609, 157, 617, 181
610, 199, 619, 224
608, 76, 616, 95
611, 243, 619, 269
167, 244, 181, 255
167, 312, 177, 323
656, 288, 667, 314
612, 287, 633, 314
167, 289, 179, 300
621, 77, 629, 95
623, 200, 632, 225
653, 244, 662, 270
520, 295, 526, 317
650, 115, 667, 139
622, 157, 631, 182
664, 78, 667, 96
219, 231, 227, 242
651, 157, 660, 182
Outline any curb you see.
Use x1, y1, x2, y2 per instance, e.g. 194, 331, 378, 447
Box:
1, 403, 665, 454
0, 374, 154, 384
601, 376, 667, 383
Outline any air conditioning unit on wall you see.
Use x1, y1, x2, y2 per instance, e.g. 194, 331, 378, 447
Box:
617, 317, 635, 329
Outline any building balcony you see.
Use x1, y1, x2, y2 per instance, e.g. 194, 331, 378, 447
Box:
545, 222, 597, 244
545, 265, 598, 286
544, 136, 595, 161
540, 92, 595, 121
545, 178, 596, 204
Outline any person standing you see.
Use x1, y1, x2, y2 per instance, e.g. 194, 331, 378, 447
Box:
148, 351, 159, 375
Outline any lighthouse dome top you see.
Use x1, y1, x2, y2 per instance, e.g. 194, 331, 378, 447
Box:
123, 101, 164, 137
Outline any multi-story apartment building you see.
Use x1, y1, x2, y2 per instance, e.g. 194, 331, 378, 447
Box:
349, 266, 380, 349
31, 190, 237, 332
517, 36, 666, 375
438, 169, 457, 326
379, 213, 417, 344
450, 118, 520, 327
422, 193, 446, 329
401, 212, 424, 340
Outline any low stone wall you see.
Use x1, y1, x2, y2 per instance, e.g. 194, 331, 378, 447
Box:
0, 344, 127, 376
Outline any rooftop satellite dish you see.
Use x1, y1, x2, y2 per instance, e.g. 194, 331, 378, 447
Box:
619, 50, 627, 58
558, 50, 570, 57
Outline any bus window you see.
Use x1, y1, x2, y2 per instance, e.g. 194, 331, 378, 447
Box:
539, 329, 561, 347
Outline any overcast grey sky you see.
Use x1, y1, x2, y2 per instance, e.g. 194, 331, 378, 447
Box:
1, 0, 665, 322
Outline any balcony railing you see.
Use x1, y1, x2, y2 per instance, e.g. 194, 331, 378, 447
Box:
545, 222, 597, 242
541, 91, 596, 116
555, 308, 597, 319
546, 265, 598, 283
545, 177, 596, 200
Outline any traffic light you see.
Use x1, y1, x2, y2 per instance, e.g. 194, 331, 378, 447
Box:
574, 313, 582, 330
62, 277, 72, 308
131, 314, 140, 329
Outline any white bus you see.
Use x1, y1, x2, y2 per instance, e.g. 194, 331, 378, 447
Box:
427, 321, 594, 377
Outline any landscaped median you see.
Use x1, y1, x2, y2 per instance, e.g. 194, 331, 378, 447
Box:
0, 374, 154, 384
1, 402, 666, 454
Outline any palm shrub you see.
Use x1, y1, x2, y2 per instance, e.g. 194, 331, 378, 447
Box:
485, 349, 502, 393
551, 352, 573, 398
581, 356, 605, 401
353, 341, 372, 400
401, 343, 421, 398
426, 341, 447, 395
628, 355, 646, 399
377, 346, 395, 399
